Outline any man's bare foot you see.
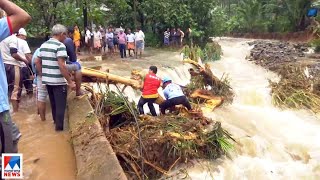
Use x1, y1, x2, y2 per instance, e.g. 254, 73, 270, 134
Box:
76, 91, 87, 99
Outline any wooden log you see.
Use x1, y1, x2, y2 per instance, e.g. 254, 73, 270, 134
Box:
183, 59, 221, 86
82, 67, 141, 89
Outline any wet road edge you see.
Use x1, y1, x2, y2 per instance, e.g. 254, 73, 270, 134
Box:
67, 92, 127, 180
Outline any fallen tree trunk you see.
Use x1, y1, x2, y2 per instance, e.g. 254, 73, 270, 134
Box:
82, 67, 141, 89
183, 59, 228, 88
183, 59, 234, 103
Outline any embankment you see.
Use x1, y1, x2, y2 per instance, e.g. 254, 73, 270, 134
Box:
67, 92, 127, 180
230, 30, 314, 42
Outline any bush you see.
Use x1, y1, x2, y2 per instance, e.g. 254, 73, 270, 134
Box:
145, 32, 162, 47
310, 39, 320, 53
182, 42, 222, 63
202, 42, 222, 62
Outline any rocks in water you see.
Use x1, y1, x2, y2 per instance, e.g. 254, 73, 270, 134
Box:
247, 40, 309, 71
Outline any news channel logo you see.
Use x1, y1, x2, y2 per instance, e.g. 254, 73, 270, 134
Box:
1, 153, 23, 179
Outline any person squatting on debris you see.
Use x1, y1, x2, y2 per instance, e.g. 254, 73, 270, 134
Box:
0, 0, 31, 174
160, 77, 192, 114
137, 66, 161, 116
38, 24, 76, 131
64, 27, 83, 97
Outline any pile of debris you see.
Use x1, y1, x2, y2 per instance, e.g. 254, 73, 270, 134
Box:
247, 40, 320, 113
86, 85, 235, 179
183, 59, 234, 104
247, 41, 308, 71
270, 65, 320, 113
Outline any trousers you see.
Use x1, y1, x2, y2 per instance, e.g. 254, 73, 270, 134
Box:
47, 85, 67, 131
119, 44, 126, 58
160, 96, 191, 114
137, 97, 157, 116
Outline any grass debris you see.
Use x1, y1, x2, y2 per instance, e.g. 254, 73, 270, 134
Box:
86, 84, 235, 179
270, 65, 320, 113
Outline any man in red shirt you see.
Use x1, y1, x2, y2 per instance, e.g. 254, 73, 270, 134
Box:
138, 66, 161, 116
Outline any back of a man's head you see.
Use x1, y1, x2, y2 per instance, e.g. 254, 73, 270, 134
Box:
149, 66, 157, 74
52, 24, 67, 36
67, 27, 74, 34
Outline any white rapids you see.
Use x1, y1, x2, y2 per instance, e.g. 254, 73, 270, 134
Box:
164, 38, 320, 180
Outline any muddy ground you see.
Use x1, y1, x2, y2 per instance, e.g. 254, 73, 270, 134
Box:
79, 48, 183, 77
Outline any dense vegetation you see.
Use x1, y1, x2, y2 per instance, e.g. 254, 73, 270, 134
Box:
12, 0, 320, 44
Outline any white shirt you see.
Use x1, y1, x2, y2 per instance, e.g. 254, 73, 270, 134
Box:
86, 30, 91, 39
127, 33, 135, 43
17, 38, 31, 67
93, 31, 102, 40
0, 35, 25, 67
106, 32, 114, 40
135, 30, 145, 41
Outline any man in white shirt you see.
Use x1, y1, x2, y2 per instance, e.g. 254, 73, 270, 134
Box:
0, 31, 29, 112
85, 27, 92, 54
127, 28, 135, 57
16, 28, 33, 97
134, 27, 145, 59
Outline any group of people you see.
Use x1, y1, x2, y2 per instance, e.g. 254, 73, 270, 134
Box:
164, 28, 190, 47
138, 66, 192, 116
0, 22, 84, 133
0, 0, 31, 160
0, 1, 193, 169
82, 26, 145, 59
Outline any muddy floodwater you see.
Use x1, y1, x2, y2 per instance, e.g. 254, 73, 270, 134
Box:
13, 97, 76, 180
11, 38, 320, 180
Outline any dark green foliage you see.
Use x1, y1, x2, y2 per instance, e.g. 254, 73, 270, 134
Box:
145, 32, 162, 47
182, 43, 222, 63
12, 0, 316, 42
310, 39, 320, 53
202, 42, 222, 62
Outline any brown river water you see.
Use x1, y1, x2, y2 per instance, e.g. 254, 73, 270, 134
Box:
13, 96, 76, 180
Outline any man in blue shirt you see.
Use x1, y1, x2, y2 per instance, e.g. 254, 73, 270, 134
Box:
160, 77, 191, 114
64, 27, 83, 97
0, 0, 31, 160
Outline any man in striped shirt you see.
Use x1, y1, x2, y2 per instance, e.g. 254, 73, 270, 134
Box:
38, 24, 75, 131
